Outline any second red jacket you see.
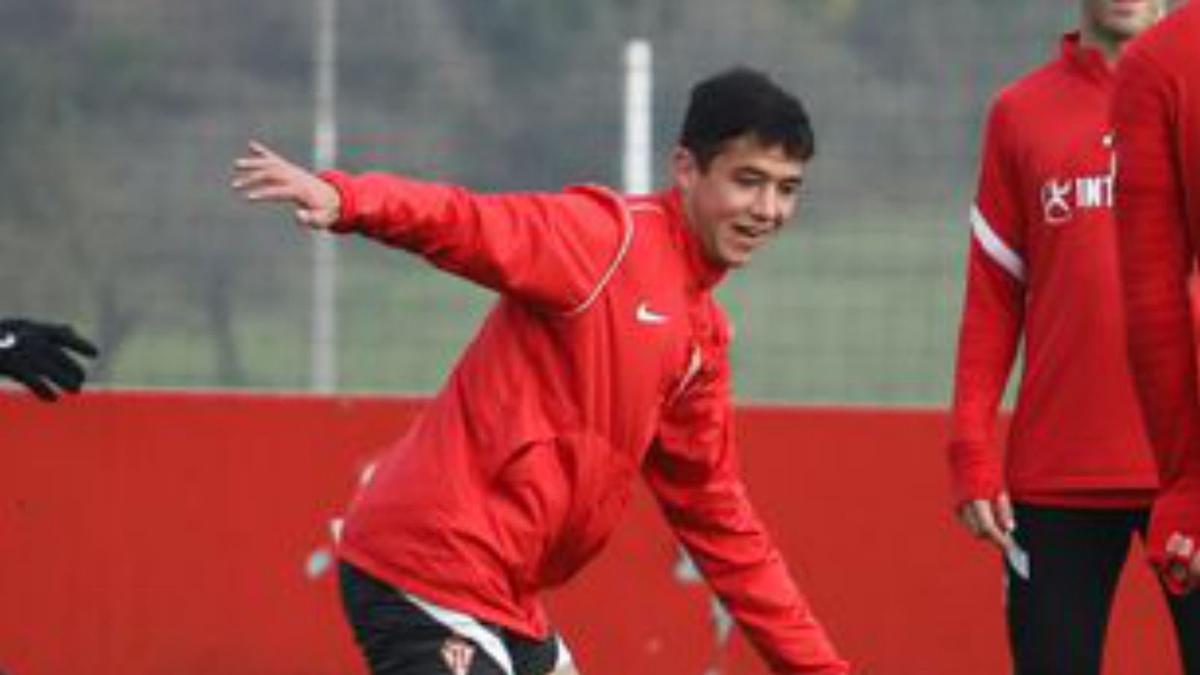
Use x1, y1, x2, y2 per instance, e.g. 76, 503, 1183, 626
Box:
1113, 2, 1200, 572
948, 33, 1158, 508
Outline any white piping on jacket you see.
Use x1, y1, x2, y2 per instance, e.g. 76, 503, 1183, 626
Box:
561, 185, 638, 317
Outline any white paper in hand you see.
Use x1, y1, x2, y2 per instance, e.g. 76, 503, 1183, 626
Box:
1004, 539, 1030, 580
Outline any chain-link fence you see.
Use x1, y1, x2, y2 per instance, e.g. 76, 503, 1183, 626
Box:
0, 0, 1077, 403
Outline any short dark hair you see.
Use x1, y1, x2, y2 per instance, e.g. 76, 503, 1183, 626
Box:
679, 67, 815, 170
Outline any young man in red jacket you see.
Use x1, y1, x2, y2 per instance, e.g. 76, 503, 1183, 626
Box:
233, 68, 849, 675
947, 1, 1200, 672
1114, 0, 1200, 595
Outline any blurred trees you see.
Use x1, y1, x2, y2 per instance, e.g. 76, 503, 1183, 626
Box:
0, 0, 310, 386
0, 0, 1069, 393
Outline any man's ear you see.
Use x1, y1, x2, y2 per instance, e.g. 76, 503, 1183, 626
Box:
671, 146, 699, 192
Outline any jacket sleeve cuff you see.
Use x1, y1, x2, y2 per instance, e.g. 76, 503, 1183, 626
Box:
947, 440, 1003, 506
317, 169, 360, 233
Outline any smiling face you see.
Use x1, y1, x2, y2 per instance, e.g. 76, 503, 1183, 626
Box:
1081, 0, 1164, 43
674, 133, 805, 269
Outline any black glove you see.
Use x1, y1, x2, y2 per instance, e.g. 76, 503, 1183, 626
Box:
0, 318, 99, 401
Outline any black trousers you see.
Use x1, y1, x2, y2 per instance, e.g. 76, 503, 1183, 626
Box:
1006, 503, 1200, 675
339, 562, 565, 675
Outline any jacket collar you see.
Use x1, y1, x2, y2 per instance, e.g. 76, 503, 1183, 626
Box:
662, 187, 728, 291
1061, 30, 1115, 83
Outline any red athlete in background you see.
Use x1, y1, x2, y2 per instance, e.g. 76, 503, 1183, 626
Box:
948, 0, 1200, 672
1114, 0, 1200, 595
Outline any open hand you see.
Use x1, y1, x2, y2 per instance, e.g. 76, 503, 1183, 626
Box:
231, 140, 341, 229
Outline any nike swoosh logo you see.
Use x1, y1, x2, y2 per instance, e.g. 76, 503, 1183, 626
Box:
0, 333, 16, 349
635, 302, 668, 325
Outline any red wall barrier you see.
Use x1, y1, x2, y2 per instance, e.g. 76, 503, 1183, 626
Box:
0, 391, 1178, 674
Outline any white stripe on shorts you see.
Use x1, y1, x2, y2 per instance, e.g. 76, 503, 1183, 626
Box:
554, 635, 574, 671
403, 591, 514, 675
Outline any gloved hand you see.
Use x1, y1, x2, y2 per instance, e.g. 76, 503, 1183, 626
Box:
0, 318, 99, 401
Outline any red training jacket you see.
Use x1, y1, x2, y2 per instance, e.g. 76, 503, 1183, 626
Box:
319, 171, 849, 674
1113, 2, 1200, 570
948, 33, 1159, 509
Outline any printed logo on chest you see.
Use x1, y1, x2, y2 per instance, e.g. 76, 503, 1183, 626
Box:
1039, 132, 1116, 226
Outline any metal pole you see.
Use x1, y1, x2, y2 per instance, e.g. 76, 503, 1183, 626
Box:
311, 0, 338, 393
623, 39, 653, 195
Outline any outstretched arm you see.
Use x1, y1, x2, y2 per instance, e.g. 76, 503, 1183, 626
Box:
646, 318, 849, 674
644, 447, 850, 674
231, 141, 626, 313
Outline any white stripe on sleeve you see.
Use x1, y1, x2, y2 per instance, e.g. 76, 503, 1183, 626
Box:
970, 204, 1026, 283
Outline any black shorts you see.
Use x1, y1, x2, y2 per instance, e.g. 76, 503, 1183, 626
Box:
339, 562, 571, 675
